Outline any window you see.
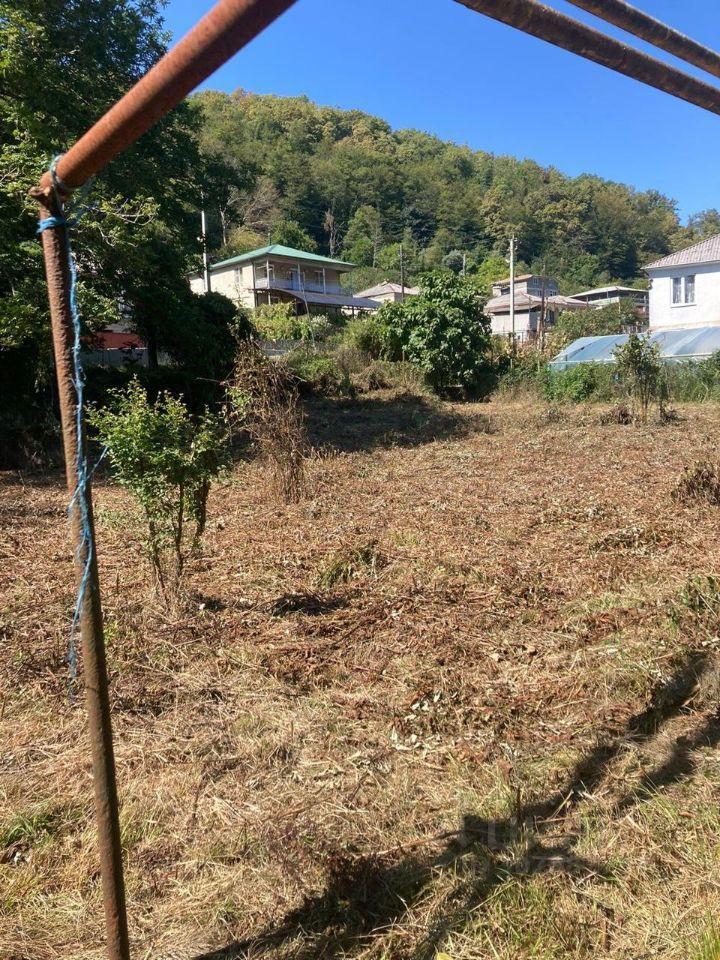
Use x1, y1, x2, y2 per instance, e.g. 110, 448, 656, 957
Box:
672, 275, 696, 305
685, 275, 696, 304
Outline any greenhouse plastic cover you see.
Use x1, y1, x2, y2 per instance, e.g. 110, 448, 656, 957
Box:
549, 326, 720, 370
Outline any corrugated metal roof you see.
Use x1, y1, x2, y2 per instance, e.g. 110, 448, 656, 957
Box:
492, 273, 535, 285
355, 281, 420, 298
486, 292, 586, 312
211, 245, 355, 272
550, 325, 720, 370
645, 234, 720, 271
571, 285, 647, 298
259, 285, 380, 309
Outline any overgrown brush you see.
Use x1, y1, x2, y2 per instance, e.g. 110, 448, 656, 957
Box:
230, 340, 307, 503
673, 461, 720, 506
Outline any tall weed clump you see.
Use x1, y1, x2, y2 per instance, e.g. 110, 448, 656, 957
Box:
230, 340, 307, 502
90, 380, 229, 603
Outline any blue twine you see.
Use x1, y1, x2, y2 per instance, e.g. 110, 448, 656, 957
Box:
37, 158, 96, 686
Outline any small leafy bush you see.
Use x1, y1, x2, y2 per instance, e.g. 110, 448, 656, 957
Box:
613, 333, 662, 423
90, 380, 229, 602
379, 272, 493, 396
495, 347, 549, 397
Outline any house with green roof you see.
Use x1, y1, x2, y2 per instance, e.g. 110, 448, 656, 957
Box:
189, 244, 381, 315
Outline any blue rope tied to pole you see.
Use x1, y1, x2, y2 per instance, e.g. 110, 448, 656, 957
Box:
37, 158, 97, 687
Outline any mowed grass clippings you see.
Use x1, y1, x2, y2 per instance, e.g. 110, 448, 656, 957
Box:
1, 392, 720, 960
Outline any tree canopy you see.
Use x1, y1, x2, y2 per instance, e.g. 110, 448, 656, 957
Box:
193, 89, 699, 296
0, 0, 235, 414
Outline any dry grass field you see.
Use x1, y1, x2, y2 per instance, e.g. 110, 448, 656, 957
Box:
2, 392, 720, 960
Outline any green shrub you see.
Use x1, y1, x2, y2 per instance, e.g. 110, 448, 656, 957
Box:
284, 349, 349, 395
89, 380, 229, 602
343, 313, 389, 359
253, 302, 311, 341
544, 364, 616, 403
495, 348, 549, 397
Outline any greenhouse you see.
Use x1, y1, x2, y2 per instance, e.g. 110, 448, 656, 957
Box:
549, 326, 720, 371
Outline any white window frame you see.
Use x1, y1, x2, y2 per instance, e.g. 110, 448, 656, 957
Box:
684, 274, 696, 304
671, 274, 696, 307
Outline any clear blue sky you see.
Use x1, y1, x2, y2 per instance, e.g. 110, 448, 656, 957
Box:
163, 0, 719, 221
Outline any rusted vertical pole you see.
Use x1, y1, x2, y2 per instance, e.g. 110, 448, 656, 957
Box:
27, 4, 300, 957
32, 188, 130, 960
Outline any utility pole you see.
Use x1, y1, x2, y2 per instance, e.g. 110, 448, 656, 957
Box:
201, 205, 212, 294
462, 252, 467, 276
509, 236, 516, 357
539, 259, 547, 351
399, 243, 405, 302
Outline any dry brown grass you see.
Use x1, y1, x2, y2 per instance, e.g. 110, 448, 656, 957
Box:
2, 393, 720, 959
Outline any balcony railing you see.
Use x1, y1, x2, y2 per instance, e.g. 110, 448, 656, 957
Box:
254, 276, 344, 295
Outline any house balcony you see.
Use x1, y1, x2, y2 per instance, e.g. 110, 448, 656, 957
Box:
254, 276, 344, 295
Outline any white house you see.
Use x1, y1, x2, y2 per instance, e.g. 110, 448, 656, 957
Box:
354, 280, 420, 304
485, 274, 586, 341
189, 244, 381, 315
645, 235, 720, 330
570, 285, 648, 319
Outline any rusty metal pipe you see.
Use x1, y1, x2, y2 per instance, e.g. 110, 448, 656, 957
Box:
30, 2, 297, 957
38, 0, 297, 198
453, 0, 720, 117
35, 197, 130, 960
566, 0, 720, 80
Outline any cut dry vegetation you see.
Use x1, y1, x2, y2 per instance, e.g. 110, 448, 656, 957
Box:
2, 393, 720, 960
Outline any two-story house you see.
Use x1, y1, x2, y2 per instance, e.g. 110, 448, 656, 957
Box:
485, 274, 586, 341
645, 235, 720, 330
189, 244, 381, 315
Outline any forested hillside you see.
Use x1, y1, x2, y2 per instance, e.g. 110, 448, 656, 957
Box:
194, 89, 719, 293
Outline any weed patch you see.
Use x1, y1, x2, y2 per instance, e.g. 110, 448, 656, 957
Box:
673, 461, 720, 506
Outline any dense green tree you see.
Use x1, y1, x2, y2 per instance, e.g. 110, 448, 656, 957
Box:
0, 0, 226, 420
342, 205, 383, 266
269, 218, 317, 251
379, 272, 493, 395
